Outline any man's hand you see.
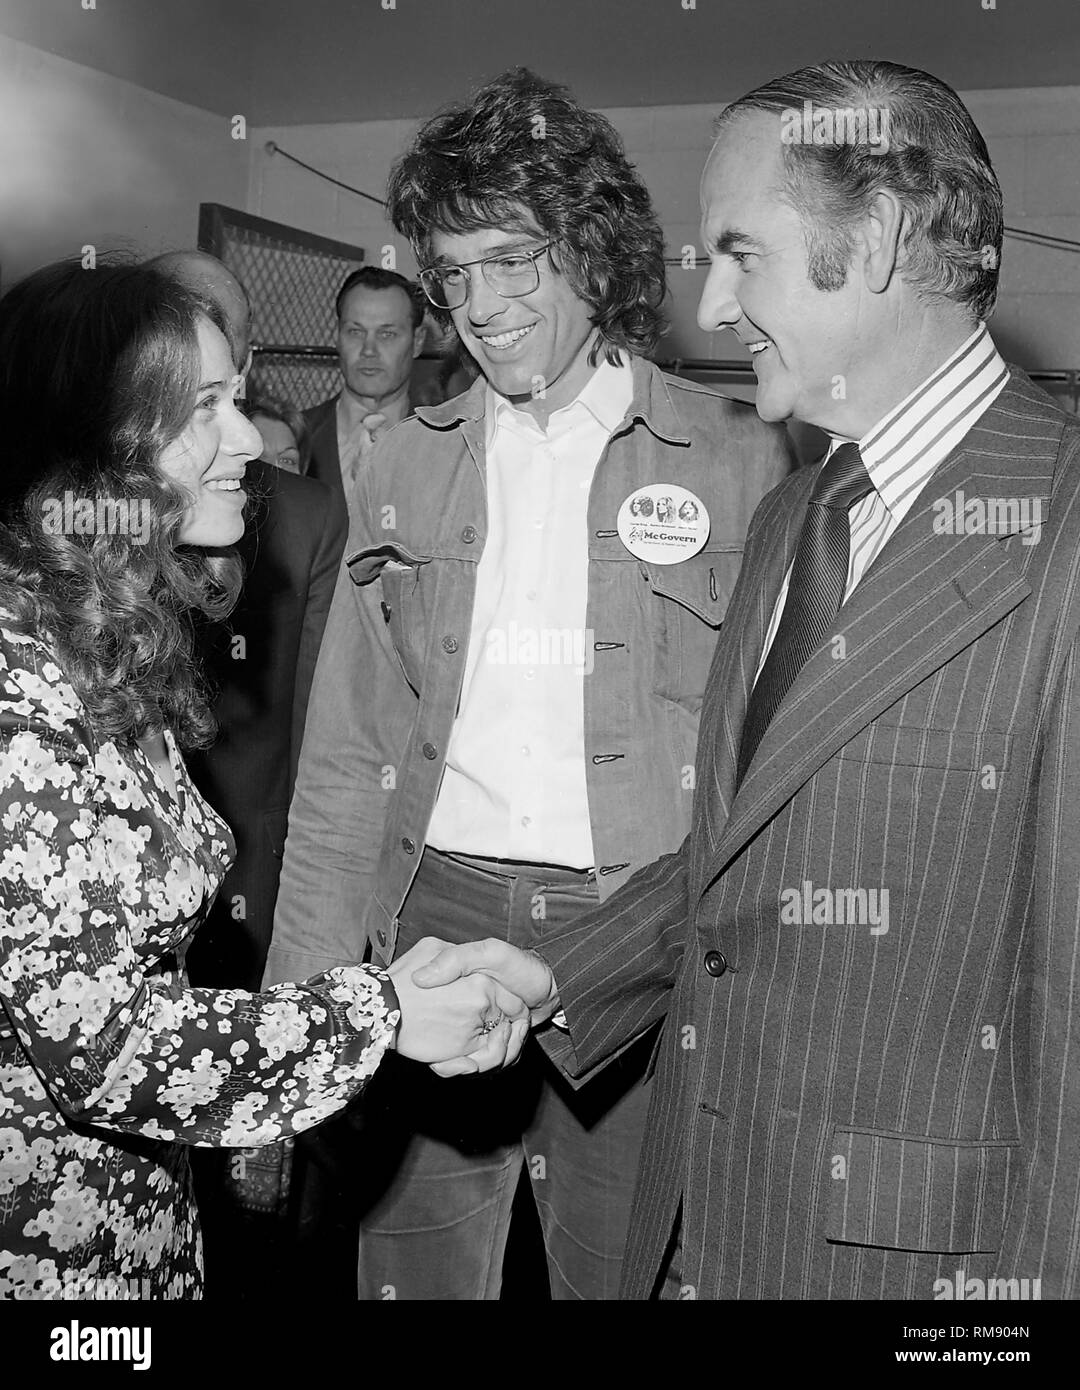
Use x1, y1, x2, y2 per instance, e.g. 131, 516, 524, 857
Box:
387, 937, 530, 1074
411, 939, 559, 1028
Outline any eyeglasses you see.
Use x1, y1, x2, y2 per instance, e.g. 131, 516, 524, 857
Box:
419, 243, 553, 311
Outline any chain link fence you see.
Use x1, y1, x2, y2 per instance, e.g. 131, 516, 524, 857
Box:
198, 203, 363, 410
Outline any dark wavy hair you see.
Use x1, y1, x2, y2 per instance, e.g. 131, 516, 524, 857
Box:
387, 67, 668, 366
715, 60, 1003, 321
0, 258, 243, 749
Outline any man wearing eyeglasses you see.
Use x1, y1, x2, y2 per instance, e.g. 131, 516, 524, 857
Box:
265, 67, 794, 1300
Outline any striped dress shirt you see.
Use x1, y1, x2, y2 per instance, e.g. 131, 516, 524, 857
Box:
757, 323, 1009, 678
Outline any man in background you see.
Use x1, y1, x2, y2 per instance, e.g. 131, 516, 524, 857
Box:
305, 265, 427, 507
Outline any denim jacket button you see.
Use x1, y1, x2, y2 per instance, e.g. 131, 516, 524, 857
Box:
441, 635, 459, 654
401, 837, 416, 854
461, 525, 477, 543
422, 742, 437, 760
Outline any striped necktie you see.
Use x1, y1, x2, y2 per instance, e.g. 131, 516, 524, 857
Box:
736, 443, 874, 787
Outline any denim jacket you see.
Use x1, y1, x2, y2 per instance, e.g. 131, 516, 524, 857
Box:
264, 356, 794, 979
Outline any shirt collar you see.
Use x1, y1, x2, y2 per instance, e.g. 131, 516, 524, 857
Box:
483, 348, 634, 449
413, 350, 692, 447
337, 387, 411, 435
827, 323, 1009, 518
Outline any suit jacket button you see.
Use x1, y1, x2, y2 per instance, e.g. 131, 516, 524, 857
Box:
422, 742, 437, 759
704, 950, 728, 977
377, 930, 387, 947
402, 837, 416, 854
441, 635, 459, 654
461, 525, 477, 543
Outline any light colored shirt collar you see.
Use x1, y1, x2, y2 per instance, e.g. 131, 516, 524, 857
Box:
484, 348, 633, 449
336, 386, 411, 436
828, 323, 1009, 520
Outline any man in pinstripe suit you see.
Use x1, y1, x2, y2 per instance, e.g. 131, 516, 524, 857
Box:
415, 59, 1080, 1300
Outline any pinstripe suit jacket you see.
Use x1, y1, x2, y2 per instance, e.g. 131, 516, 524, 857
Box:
540, 368, 1080, 1299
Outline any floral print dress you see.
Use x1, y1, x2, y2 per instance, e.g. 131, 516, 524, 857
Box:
0, 624, 398, 1299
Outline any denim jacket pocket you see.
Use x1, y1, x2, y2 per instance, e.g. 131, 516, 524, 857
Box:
348, 543, 431, 693
644, 547, 740, 625
346, 541, 431, 586
644, 548, 742, 706
824, 1127, 1019, 1254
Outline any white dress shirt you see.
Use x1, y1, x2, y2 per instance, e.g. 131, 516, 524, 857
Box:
426, 353, 634, 866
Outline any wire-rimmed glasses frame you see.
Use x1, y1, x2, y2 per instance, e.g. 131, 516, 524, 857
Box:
418, 242, 554, 311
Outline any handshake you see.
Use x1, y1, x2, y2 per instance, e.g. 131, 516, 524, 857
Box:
386, 937, 560, 1076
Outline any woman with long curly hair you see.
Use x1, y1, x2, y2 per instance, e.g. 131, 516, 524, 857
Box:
0, 260, 524, 1300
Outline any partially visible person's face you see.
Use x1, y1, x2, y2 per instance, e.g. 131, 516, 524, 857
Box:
157, 317, 262, 545
253, 414, 301, 472
429, 218, 598, 414
337, 285, 424, 404
697, 110, 865, 430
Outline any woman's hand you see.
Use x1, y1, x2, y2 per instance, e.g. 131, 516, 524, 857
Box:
386, 937, 531, 1074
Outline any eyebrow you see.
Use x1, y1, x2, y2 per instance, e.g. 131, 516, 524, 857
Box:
428, 237, 543, 267
342, 319, 403, 328
197, 378, 230, 391
705, 229, 768, 255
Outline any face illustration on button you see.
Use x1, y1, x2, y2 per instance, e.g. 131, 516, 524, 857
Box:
617, 484, 711, 564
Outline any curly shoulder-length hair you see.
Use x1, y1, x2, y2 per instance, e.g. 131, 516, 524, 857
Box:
387, 67, 668, 366
0, 258, 243, 749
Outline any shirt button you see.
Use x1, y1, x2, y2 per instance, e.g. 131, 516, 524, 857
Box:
533, 519, 544, 530
421, 742, 437, 760
441, 635, 459, 654
461, 525, 477, 543
402, 837, 416, 854
521, 746, 530, 757
704, 950, 728, 977
524, 669, 535, 681
521, 816, 532, 827
526, 590, 537, 601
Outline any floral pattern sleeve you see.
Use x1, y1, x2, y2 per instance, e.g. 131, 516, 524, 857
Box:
0, 625, 400, 1147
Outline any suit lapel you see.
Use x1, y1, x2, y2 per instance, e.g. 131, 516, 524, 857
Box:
696, 373, 1058, 897
308, 397, 343, 494
690, 466, 817, 889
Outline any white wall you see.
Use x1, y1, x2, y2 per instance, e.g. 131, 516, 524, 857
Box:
0, 36, 250, 288
4, 38, 1075, 396
249, 87, 1080, 398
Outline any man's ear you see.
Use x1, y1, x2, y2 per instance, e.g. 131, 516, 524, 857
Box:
413, 323, 427, 359
859, 187, 904, 295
